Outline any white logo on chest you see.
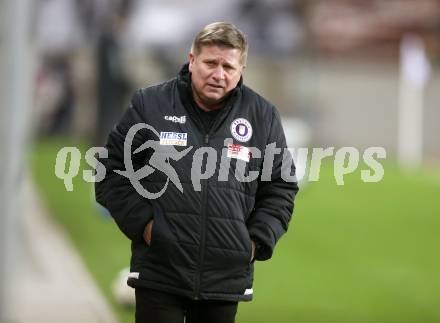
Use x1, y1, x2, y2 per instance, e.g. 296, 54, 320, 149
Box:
230, 118, 252, 142
164, 115, 186, 124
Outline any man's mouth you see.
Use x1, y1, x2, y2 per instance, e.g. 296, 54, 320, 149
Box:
207, 83, 223, 89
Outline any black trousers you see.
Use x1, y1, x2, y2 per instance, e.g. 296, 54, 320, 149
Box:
135, 288, 238, 323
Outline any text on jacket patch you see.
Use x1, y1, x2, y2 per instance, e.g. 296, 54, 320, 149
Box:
160, 132, 188, 146
227, 144, 250, 162
164, 115, 186, 124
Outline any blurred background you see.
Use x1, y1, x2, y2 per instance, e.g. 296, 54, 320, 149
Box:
1, 0, 440, 322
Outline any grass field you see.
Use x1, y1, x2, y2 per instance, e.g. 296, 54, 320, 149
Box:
31, 138, 440, 323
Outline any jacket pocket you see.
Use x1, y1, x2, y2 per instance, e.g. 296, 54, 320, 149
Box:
243, 223, 253, 265
147, 205, 175, 254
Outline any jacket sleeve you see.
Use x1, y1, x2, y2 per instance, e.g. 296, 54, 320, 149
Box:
247, 107, 299, 261
95, 89, 153, 242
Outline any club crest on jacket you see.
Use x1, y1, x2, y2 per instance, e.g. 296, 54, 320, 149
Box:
231, 118, 253, 142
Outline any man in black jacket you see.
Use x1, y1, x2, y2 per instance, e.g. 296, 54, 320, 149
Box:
95, 22, 299, 323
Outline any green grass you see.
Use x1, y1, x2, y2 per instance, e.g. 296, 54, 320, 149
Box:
31, 138, 440, 323
30, 138, 134, 323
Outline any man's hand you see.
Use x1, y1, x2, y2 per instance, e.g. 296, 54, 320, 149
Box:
251, 240, 256, 262
143, 219, 154, 245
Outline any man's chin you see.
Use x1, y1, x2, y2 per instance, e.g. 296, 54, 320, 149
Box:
203, 93, 225, 103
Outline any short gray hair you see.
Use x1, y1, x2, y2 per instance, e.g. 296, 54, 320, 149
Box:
190, 22, 248, 65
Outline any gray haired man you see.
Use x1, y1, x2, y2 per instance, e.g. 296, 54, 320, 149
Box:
96, 21, 299, 323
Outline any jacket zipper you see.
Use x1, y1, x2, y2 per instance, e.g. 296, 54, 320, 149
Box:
193, 103, 230, 299
194, 133, 210, 300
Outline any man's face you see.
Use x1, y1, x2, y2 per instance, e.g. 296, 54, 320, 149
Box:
188, 45, 244, 110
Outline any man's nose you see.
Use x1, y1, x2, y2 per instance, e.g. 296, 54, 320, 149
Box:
212, 66, 225, 81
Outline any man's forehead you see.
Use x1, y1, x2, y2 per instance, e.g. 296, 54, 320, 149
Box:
197, 45, 242, 64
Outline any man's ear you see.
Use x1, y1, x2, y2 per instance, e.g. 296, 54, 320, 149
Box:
188, 52, 195, 72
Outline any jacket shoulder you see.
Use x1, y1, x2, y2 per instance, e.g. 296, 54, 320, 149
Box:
241, 85, 276, 113
132, 78, 177, 114
241, 84, 278, 127
138, 77, 177, 98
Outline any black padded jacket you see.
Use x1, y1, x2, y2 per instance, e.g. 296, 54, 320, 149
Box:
95, 63, 299, 302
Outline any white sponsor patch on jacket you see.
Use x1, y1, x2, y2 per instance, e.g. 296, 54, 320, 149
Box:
244, 288, 253, 295
160, 132, 188, 146
227, 144, 250, 162
128, 272, 139, 279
